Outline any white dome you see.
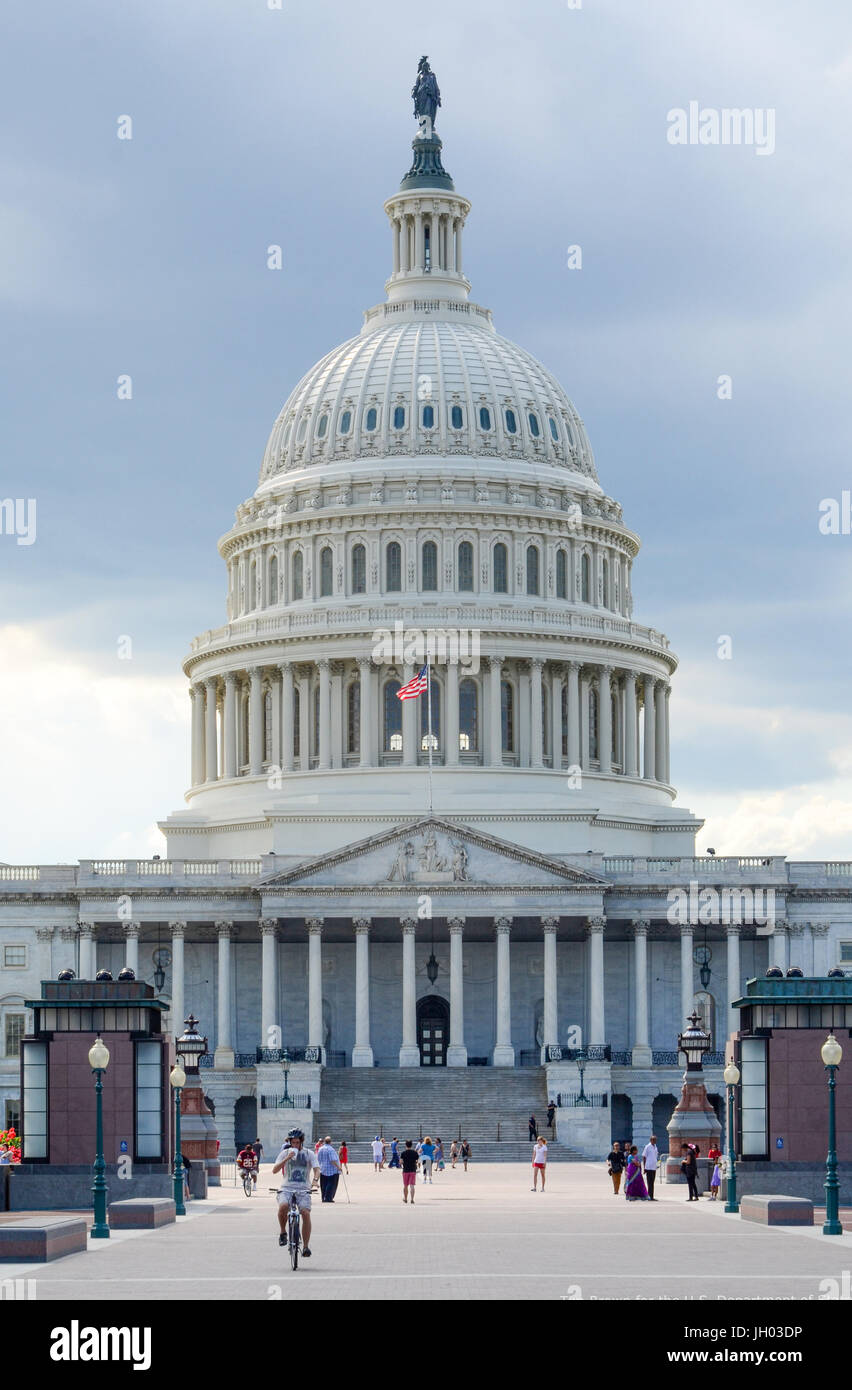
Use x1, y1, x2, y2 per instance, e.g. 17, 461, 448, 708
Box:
258, 313, 598, 486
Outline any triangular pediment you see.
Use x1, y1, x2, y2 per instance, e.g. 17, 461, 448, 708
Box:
261, 818, 609, 890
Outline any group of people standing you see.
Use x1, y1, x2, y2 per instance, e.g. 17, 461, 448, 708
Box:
372, 1135, 472, 1174
606, 1138, 724, 1201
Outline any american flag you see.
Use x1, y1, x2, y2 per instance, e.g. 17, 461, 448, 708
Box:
396, 665, 428, 700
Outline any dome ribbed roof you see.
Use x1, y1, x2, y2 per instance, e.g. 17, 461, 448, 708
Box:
258, 315, 598, 487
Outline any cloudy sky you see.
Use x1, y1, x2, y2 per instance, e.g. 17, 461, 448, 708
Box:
2, 0, 851, 862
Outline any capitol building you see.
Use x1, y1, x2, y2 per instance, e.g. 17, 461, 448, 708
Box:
3, 74, 851, 1157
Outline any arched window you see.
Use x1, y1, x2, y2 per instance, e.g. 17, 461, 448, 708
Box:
297, 416, 308, 443
528, 412, 540, 438
420, 681, 440, 751
581, 552, 591, 603
451, 405, 463, 430
383, 681, 403, 752
238, 567, 245, 615
602, 557, 609, 608
347, 681, 360, 755
548, 416, 559, 441
317, 413, 328, 439
386, 541, 402, 592
505, 408, 518, 435
459, 679, 478, 752
422, 404, 434, 429
493, 542, 508, 594
293, 687, 300, 757
351, 543, 366, 594
526, 545, 540, 596
339, 409, 352, 434
365, 406, 378, 431
292, 551, 303, 602
589, 687, 599, 761
422, 540, 438, 591
458, 540, 474, 592
393, 405, 406, 430
501, 680, 515, 753
479, 406, 492, 431
268, 554, 278, 606
556, 549, 567, 599
320, 546, 333, 597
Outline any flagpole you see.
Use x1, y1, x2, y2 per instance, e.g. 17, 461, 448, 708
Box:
426, 655, 434, 816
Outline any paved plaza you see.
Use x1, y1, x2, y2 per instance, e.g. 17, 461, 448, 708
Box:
4, 1163, 852, 1302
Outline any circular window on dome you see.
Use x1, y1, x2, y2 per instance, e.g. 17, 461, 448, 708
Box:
504, 408, 517, 435
317, 414, 328, 439
422, 404, 435, 429
393, 405, 406, 430
548, 416, 559, 442
451, 405, 464, 430
479, 406, 492, 431
528, 412, 541, 438
365, 406, 378, 432
339, 409, 352, 434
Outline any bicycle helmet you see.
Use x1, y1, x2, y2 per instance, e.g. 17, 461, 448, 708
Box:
286, 1128, 305, 1141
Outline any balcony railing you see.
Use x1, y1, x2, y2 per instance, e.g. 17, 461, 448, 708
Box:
260, 1094, 312, 1109
557, 1092, 608, 1107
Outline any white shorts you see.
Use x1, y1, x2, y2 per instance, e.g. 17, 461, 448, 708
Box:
278, 1185, 312, 1212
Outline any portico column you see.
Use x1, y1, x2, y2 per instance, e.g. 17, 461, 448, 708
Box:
680, 923, 694, 1027
358, 657, 373, 767
35, 926, 54, 982
400, 215, 410, 273
280, 661, 294, 773
630, 920, 651, 1067
446, 917, 468, 1067
78, 921, 96, 979
725, 924, 741, 1036
598, 666, 612, 774
249, 667, 264, 775
530, 658, 544, 768
541, 916, 559, 1062
352, 918, 374, 1067
260, 918, 279, 1051
123, 921, 140, 976
624, 671, 638, 777
489, 656, 504, 765
270, 670, 281, 769
402, 664, 417, 767
550, 666, 562, 767
214, 921, 235, 1069
643, 676, 656, 780
223, 672, 238, 778
306, 918, 324, 1061
655, 680, 667, 782
586, 917, 606, 1046
190, 685, 204, 786
811, 921, 830, 977
455, 217, 463, 274
493, 917, 514, 1066
399, 916, 420, 1066
205, 677, 219, 781
317, 658, 331, 770
663, 683, 671, 783
787, 922, 804, 971
566, 661, 581, 769
772, 920, 789, 973
392, 216, 401, 273
445, 660, 460, 766
169, 921, 185, 1040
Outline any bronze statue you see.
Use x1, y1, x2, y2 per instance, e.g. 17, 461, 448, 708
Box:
412, 56, 441, 133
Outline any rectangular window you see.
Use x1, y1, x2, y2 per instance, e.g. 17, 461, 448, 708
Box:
739, 1036, 768, 1158
22, 1041, 48, 1160
839, 941, 852, 962
4, 1014, 26, 1058
3, 945, 26, 968
135, 1041, 163, 1160
4, 1098, 20, 1132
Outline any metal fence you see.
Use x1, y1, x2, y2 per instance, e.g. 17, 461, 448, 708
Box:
259, 1094, 312, 1109
556, 1092, 608, 1108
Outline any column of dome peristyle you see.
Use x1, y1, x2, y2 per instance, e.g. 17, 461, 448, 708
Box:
384, 187, 472, 305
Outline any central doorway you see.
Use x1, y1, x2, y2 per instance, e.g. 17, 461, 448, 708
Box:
417, 995, 450, 1066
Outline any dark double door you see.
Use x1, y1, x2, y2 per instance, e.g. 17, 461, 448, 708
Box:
417, 996, 449, 1066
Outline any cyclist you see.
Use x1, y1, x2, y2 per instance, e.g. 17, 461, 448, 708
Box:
237, 1141, 259, 1190
272, 1128, 320, 1257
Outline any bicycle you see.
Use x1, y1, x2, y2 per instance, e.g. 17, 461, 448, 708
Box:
240, 1165, 257, 1197
271, 1187, 303, 1270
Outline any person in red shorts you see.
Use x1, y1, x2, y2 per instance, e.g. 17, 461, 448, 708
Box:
400, 1139, 419, 1204
532, 1136, 547, 1191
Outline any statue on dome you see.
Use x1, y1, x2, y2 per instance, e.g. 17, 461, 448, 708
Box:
412, 56, 441, 139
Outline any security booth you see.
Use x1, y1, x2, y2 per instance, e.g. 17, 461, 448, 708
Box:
726, 969, 852, 1202
11, 972, 175, 1210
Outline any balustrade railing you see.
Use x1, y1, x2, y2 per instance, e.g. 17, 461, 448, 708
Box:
556, 1092, 608, 1108
260, 1094, 312, 1110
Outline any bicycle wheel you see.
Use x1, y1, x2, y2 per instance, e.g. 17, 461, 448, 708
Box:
289, 1211, 300, 1270
243, 1173, 252, 1197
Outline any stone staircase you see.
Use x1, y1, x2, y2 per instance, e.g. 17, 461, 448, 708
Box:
313, 1067, 587, 1162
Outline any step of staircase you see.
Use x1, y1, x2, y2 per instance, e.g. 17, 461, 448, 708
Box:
336, 1142, 586, 1164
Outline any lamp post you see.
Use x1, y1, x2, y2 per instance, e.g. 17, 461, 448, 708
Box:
821, 1032, 843, 1236
281, 1048, 291, 1107
88, 1035, 110, 1239
723, 1060, 740, 1213
170, 1061, 187, 1216
576, 1051, 588, 1105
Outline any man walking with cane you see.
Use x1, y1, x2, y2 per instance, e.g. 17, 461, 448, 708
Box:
317, 1136, 342, 1203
